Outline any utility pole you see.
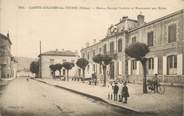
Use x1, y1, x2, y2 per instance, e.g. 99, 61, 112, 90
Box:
39, 40, 42, 78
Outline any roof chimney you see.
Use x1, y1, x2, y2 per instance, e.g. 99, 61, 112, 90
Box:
137, 12, 144, 26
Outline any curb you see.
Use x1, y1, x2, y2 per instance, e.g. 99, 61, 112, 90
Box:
34, 79, 157, 114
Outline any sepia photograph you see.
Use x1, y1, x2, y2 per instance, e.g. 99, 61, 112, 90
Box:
0, 0, 184, 116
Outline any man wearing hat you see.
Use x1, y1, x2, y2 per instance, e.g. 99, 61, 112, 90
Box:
113, 82, 119, 101
122, 82, 129, 103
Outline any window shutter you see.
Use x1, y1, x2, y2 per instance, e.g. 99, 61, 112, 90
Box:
154, 57, 158, 74
119, 61, 122, 75
128, 60, 131, 75
177, 54, 183, 75
163, 56, 167, 75
136, 61, 140, 75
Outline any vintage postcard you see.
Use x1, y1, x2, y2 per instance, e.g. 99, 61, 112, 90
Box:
0, 0, 183, 116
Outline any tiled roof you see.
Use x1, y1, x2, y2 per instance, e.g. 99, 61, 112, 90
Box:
40, 50, 77, 57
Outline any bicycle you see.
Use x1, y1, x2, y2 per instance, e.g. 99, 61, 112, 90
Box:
147, 80, 165, 94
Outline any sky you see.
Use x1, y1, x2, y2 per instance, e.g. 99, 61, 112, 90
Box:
0, 0, 184, 58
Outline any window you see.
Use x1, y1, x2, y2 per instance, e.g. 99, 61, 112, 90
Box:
147, 58, 154, 70
63, 59, 66, 62
87, 52, 90, 59
168, 24, 176, 43
167, 55, 177, 68
93, 50, 95, 57
167, 55, 177, 75
87, 65, 90, 72
147, 31, 154, 46
103, 44, 107, 54
132, 60, 137, 70
99, 48, 101, 54
82, 53, 85, 58
118, 39, 122, 52
93, 64, 95, 72
99, 65, 102, 74
50, 59, 54, 64
110, 41, 114, 54
0, 46, 5, 56
132, 36, 136, 43
71, 60, 75, 63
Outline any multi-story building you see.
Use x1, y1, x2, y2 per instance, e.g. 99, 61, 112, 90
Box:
0, 33, 17, 79
81, 9, 184, 84
39, 49, 79, 79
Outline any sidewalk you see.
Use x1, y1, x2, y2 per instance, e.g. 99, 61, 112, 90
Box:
35, 79, 183, 116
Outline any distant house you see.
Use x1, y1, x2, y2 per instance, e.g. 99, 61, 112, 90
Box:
0, 33, 17, 79
38, 49, 79, 79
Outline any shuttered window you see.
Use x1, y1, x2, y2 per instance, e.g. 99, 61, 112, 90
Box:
103, 44, 107, 54
147, 31, 154, 46
118, 39, 122, 52
132, 36, 136, 43
168, 24, 176, 43
110, 41, 114, 54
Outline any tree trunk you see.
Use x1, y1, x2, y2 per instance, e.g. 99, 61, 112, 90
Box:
102, 65, 107, 87
67, 70, 69, 81
82, 69, 85, 81
141, 60, 147, 93
59, 70, 61, 76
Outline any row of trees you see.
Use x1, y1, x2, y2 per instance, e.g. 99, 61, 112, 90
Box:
77, 42, 149, 93
30, 42, 149, 93
49, 62, 74, 81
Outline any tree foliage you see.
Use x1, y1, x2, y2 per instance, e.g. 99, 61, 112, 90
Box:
76, 58, 89, 70
62, 62, 74, 81
125, 42, 149, 60
30, 61, 39, 77
125, 42, 149, 93
93, 54, 113, 86
49, 64, 57, 72
55, 63, 63, 71
76, 58, 89, 79
62, 62, 74, 70
93, 54, 112, 65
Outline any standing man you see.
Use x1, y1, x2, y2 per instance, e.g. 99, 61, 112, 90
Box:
153, 74, 159, 93
122, 82, 129, 103
113, 82, 119, 101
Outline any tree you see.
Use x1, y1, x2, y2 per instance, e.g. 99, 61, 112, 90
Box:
62, 62, 74, 81
93, 54, 113, 86
76, 58, 89, 80
55, 63, 63, 76
30, 61, 39, 77
49, 64, 57, 78
125, 42, 149, 93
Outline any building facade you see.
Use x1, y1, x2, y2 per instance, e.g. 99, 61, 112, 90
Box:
39, 49, 79, 79
0, 33, 17, 79
81, 9, 184, 84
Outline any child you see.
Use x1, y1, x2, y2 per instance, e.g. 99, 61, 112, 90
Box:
122, 82, 129, 103
118, 81, 123, 102
107, 83, 113, 100
113, 82, 119, 101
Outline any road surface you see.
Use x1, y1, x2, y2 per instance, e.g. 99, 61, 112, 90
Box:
0, 77, 154, 116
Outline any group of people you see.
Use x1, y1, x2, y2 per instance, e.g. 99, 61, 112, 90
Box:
108, 81, 129, 103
